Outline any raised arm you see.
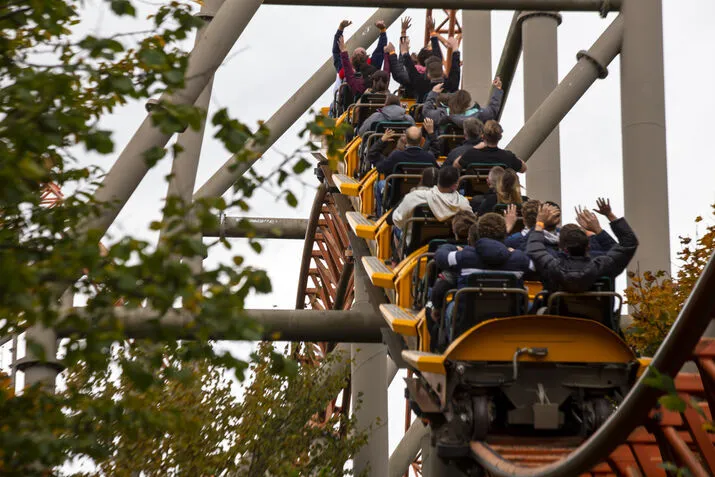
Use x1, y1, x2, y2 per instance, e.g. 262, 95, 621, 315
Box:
386, 44, 411, 86
333, 20, 351, 73
338, 38, 362, 95
477, 77, 504, 122
591, 198, 639, 277
371, 20, 388, 69
368, 129, 397, 165
443, 37, 461, 92
422, 86, 448, 125
526, 205, 564, 281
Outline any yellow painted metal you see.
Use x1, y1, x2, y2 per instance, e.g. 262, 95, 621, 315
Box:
361, 256, 396, 289
525, 281, 544, 300
380, 304, 419, 336
334, 174, 360, 196
402, 350, 446, 375
445, 315, 637, 364
415, 308, 431, 352
343, 136, 362, 177
394, 245, 430, 308
375, 221, 393, 261
637, 357, 652, 377
359, 170, 378, 216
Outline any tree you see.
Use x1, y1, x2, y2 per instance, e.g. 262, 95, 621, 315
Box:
0, 0, 351, 474
625, 204, 715, 355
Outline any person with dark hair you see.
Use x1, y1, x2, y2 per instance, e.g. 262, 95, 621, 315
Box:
455, 120, 527, 173
365, 70, 390, 94
444, 118, 484, 167
338, 35, 379, 96
398, 33, 461, 102
527, 198, 638, 293
423, 77, 504, 129
392, 165, 471, 231
433, 213, 533, 341
358, 95, 414, 135
505, 199, 540, 249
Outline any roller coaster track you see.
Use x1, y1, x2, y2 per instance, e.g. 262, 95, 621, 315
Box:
295, 166, 715, 476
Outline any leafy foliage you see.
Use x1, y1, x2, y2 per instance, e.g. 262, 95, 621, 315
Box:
625, 205, 715, 355
0, 0, 356, 474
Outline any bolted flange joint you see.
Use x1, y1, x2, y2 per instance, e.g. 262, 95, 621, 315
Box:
195, 11, 216, 21
577, 49, 609, 79
15, 355, 65, 373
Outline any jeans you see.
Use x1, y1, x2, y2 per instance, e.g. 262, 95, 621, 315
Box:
374, 179, 386, 216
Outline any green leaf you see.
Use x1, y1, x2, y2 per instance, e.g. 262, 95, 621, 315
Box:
285, 191, 298, 208
85, 130, 114, 154
139, 48, 166, 67
110, 0, 136, 16
110, 76, 134, 94
164, 69, 184, 86
659, 394, 687, 413
642, 366, 677, 393
292, 158, 311, 174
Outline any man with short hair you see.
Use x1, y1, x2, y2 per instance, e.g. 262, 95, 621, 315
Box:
392, 165, 471, 231
527, 198, 638, 293
374, 126, 438, 174
444, 117, 484, 167
400, 35, 461, 102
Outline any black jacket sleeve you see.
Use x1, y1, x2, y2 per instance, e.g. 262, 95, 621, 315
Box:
423, 130, 441, 157
367, 138, 388, 166
376, 150, 400, 174
592, 218, 639, 278
371, 31, 388, 69
388, 53, 411, 87
430, 35, 443, 60
444, 52, 461, 92
477, 88, 504, 122
332, 29, 343, 73
526, 229, 564, 285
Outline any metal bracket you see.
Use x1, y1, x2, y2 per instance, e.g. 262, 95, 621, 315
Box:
577, 49, 609, 79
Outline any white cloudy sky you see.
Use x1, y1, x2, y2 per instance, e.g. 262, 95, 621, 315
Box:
4, 0, 715, 467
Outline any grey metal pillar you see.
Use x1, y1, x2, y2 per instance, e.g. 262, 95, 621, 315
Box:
351, 254, 389, 476
389, 419, 429, 477
16, 326, 60, 392
461, 11, 493, 104
620, 0, 671, 275
158, 0, 225, 272
507, 14, 623, 161
521, 12, 562, 204
88, 0, 263, 237
193, 8, 404, 200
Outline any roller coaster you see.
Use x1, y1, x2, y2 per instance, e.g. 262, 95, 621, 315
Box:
297, 98, 715, 475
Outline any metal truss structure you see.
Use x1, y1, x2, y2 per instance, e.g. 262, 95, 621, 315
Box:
3, 1, 715, 476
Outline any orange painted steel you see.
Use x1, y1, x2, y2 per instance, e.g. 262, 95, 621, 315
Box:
423, 9, 462, 75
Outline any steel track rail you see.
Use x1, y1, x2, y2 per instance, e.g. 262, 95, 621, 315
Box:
471, 251, 715, 476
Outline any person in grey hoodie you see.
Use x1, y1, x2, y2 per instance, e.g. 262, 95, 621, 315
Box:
392, 166, 472, 233
423, 77, 504, 129
357, 95, 415, 135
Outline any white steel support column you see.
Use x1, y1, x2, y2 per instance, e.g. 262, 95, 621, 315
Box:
461, 11, 493, 104
620, 0, 671, 276
521, 11, 562, 204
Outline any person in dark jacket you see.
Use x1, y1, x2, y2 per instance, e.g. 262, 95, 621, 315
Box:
398, 35, 461, 102
373, 126, 439, 215
423, 77, 504, 129
444, 118, 484, 167
385, 29, 443, 99
527, 198, 638, 293
338, 36, 378, 96
433, 213, 533, 342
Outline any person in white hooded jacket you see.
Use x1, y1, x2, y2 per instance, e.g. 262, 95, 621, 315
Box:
392, 166, 472, 234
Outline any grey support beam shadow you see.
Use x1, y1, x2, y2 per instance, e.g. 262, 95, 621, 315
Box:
620, 0, 671, 276
203, 216, 308, 239
264, 0, 621, 12
57, 308, 383, 343
87, 0, 264, 237
507, 14, 624, 161
193, 8, 405, 201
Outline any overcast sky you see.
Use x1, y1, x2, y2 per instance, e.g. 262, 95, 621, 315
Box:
4, 1, 715, 467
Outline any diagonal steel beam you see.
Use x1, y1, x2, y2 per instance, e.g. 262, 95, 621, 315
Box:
507, 14, 624, 161
87, 0, 264, 237
193, 7, 404, 201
